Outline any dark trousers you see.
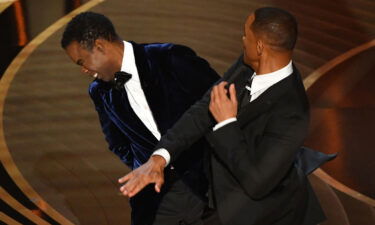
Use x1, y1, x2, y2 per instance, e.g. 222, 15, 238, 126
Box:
130, 178, 205, 225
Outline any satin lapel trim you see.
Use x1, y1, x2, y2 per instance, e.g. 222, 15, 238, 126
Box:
237, 73, 295, 127
103, 88, 159, 146
130, 42, 153, 91
224, 64, 252, 100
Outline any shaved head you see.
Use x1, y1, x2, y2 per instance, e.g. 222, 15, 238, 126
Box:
251, 7, 298, 51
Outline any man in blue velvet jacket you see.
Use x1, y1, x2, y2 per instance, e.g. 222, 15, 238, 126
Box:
61, 12, 220, 225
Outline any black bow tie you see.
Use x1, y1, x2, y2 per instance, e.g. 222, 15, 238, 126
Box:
113, 71, 132, 90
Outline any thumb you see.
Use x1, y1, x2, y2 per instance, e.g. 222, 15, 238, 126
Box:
154, 177, 165, 193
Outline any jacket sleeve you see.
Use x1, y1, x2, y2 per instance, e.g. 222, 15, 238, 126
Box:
208, 97, 309, 199
155, 54, 243, 162
88, 81, 133, 168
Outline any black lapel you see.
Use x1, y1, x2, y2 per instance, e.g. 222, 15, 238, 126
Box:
224, 62, 253, 101
129, 42, 153, 92
102, 86, 159, 146
237, 71, 296, 127
130, 42, 170, 134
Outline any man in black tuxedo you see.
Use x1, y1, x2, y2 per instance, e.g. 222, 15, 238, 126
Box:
119, 7, 328, 225
61, 12, 220, 225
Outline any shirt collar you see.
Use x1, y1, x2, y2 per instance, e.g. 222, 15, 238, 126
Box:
251, 60, 293, 94
120, 40, 139, 82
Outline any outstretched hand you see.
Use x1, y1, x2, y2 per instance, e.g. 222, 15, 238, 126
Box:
118, 155, 166, 197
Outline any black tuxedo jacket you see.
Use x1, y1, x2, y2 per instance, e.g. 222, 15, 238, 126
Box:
88, 42, 220, 223
155, 56, 326, 225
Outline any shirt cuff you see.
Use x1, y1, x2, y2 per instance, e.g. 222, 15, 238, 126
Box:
213, 117, 237, 131
152, 148, 170, 167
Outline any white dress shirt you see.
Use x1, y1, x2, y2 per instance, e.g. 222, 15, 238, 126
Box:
212, 60, 293, 131
155, 61, 294, 166
121, 41, 161, 140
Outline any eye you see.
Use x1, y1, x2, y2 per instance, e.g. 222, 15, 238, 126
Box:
77, 59, 84, 66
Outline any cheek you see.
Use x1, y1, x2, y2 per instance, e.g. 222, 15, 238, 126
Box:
100, 57, 113, 73
243, 41, 251, 55
88, 54, 106, 72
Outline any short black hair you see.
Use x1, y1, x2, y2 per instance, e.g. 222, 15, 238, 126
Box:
61, 12, 119, 50
252, 7, 298, 50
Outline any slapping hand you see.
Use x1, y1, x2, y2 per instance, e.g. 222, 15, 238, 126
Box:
118, 155, 166, 197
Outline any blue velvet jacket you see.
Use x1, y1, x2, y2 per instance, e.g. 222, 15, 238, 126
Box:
88, 42, 220, 198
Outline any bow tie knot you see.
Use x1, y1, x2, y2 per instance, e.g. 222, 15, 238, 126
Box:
113, 71, 132, 90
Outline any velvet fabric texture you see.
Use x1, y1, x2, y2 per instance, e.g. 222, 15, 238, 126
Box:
88, 42, 220, 223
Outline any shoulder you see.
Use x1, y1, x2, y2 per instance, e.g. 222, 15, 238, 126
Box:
274, 72, 309, 115
88, 79, 110, 97
168, 44, 196, 56
88, 80, 100, 95
141, 42, 196, 57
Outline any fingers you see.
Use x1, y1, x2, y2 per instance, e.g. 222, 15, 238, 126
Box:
118, 158, 166, 197
216, 82, 226, 100
118, 173, 133, 196
119, 174, 146, 197
229, 83, 237, 105
120, 172, 165, 197
124, 181, 143, 197
154, 176, 165, 193
119, 174, 134, 196
210, 85, 216, 104
211, 82, 228, 100
209, 81, 238, 122
118, 172, 133, 184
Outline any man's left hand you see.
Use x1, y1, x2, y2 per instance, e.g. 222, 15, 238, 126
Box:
209, 81, 238, 122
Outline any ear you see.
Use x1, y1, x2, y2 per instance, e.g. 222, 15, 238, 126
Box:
256, 39, 263, 56
94, 39, 106, 53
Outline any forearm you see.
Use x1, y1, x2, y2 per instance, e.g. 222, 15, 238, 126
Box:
156, 45, 223, 163
155, 55, 247, 163
155, 88, 216, 162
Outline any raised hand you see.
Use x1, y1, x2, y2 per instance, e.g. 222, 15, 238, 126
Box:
209, 82, 238, 122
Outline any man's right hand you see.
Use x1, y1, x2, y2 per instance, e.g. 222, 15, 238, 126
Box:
118, 155, 166, 197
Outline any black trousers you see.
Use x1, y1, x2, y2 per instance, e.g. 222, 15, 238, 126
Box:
130, 177, 206, 225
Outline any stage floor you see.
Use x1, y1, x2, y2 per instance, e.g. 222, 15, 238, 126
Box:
1, 0, 374, 224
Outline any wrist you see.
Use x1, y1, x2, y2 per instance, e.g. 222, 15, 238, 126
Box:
151, 155, 166, 168
217, 115, 236, 123
213, 117, 237, 131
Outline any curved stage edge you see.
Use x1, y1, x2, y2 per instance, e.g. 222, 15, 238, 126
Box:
0, 0, 374, 224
